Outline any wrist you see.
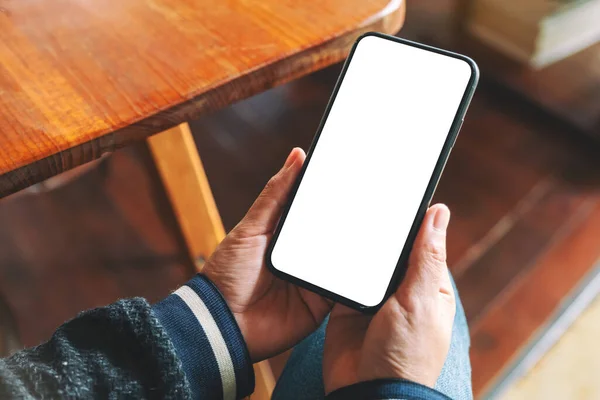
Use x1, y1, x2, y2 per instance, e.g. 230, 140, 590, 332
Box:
153, 274, 255, 398
199, 272, 256, 360
326, 379, 451, 400
358, 366, 437, 390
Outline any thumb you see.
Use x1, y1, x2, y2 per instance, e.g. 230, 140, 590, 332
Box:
397, 204, 453, 304
237, 148, 306, 236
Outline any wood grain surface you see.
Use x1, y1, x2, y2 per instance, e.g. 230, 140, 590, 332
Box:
0, 0, 405, 197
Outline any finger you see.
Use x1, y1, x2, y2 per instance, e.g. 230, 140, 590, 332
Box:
398, 204, 451, 301
237, 148, 306, 235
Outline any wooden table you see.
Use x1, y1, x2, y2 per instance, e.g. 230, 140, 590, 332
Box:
0, 0, 404, 396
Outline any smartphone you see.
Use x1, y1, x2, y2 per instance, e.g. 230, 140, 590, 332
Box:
266, 33, 479, 313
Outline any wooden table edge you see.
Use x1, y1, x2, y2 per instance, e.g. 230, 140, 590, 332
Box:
0, 1, 405, 198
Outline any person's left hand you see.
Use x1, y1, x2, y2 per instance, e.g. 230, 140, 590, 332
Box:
322, 204, 455, 393
203, 148, 332, 362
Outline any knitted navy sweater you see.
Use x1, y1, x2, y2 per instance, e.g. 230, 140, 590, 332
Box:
0, 275, 449, 399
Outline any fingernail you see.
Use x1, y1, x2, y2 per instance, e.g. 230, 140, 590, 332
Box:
432, 206, 450, 232
283, 150, 296, 169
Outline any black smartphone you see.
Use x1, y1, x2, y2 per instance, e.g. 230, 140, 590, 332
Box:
266, 32, 479, 313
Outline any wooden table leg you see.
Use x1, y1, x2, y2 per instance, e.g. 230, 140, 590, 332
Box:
147, 122, 275, 399
147, 122, 224, 269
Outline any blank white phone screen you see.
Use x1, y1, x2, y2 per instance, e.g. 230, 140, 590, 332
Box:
270, 35, 473, 307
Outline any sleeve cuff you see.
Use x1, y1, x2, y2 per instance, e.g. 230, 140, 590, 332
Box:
152, 274, 254, 399
326, 379, 451, 400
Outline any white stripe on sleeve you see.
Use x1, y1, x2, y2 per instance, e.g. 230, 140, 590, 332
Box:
174, 285, 236, 400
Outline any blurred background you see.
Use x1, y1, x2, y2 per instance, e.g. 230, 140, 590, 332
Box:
0, 0, 599, 398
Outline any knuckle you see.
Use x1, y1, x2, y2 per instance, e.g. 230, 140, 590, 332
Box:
420, 241, 447, 265
264, 174, 280, 192
252, 176, 280, 207
396, 287, 422, 313
225, 228, 244, 243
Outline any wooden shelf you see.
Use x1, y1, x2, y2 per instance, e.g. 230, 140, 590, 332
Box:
458, 36, 600, 140
399, 0, 600, 141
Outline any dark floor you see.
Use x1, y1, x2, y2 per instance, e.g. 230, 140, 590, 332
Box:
1, 5, 600, 397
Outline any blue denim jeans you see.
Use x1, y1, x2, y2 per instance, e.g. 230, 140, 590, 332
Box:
272, 278, 472, 400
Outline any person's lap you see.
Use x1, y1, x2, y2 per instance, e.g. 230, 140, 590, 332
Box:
272, 278, 472, 400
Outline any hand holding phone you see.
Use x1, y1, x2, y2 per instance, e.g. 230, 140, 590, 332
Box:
323, 204, 456, 394
267, 33, 478, 311
203, 148, 332, 362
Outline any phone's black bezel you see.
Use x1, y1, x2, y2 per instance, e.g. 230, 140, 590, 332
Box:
265, 32, 480, 314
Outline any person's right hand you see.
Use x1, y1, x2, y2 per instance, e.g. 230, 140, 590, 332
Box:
323, 204, 456, 394
202, 148, 332, 362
